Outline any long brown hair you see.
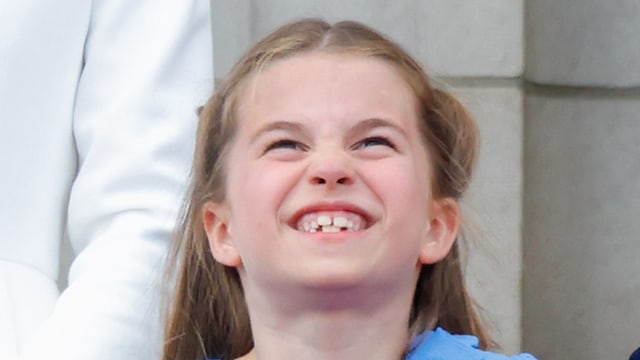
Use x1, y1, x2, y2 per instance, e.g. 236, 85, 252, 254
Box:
163, 18, 489, 360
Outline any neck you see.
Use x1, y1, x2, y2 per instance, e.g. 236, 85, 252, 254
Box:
239, 280, 416, 360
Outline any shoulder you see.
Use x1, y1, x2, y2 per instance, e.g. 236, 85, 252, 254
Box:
406, 328, 538, 360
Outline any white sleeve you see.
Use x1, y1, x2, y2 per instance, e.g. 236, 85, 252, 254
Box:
18, 1, 212, 359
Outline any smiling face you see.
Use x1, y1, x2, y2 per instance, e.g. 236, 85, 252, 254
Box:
204, 52, 457, 298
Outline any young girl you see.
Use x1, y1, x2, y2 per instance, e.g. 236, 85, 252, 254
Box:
163, 19, 536, 360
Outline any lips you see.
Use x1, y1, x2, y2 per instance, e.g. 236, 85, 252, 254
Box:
289, 202, 373, 233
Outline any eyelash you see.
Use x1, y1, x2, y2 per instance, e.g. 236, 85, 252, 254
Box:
263, 136, 396, 154
263, 139, 307, 153
354, 136, 396, 150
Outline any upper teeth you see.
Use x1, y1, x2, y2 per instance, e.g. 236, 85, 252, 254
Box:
296, 211, 365, 233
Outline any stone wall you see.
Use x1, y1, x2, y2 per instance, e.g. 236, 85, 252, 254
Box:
524, 1, 640, 359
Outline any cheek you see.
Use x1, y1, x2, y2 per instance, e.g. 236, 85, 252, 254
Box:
365, 158, 432, 234
227, 167, 271, 222
368, 158, 430, 204
226, 160, 301, 233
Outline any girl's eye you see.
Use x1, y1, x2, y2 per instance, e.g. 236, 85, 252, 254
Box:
355, 136, 396, 150
264, 139, 306, 153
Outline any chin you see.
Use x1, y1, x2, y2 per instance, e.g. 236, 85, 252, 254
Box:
293, 261, 378, 291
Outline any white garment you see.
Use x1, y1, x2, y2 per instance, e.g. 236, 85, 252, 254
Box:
0, 0, 213, 358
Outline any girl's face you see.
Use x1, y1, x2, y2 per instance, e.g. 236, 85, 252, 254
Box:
205, 52, 457, 295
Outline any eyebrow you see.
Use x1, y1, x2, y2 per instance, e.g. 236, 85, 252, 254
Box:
347, 117, 409, 139
249, 120, 309, 144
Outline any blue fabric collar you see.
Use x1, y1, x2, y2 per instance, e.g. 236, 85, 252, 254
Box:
406, 327, 537, 360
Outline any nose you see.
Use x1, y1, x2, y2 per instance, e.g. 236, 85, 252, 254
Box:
307, 150, 355, 187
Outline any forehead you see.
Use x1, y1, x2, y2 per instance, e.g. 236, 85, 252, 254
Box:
235, 52, 418, 123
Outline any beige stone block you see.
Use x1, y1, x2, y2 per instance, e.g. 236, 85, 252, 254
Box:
417, 0, 524, 77
212, 0, 252, 79
526, 1, 640, 87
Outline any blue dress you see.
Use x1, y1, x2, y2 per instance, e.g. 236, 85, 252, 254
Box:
210, 327, 537, 359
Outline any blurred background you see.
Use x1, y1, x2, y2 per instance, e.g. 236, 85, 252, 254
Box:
211, 1, 640, 359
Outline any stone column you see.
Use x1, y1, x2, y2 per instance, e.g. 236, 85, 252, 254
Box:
524, 1, 640, 359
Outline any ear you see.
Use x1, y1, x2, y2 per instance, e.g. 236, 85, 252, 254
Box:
203, 201, 241, 267
419, 198, 459, 265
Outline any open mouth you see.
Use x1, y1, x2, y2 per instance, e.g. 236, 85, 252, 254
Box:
294, 211, 369, 233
